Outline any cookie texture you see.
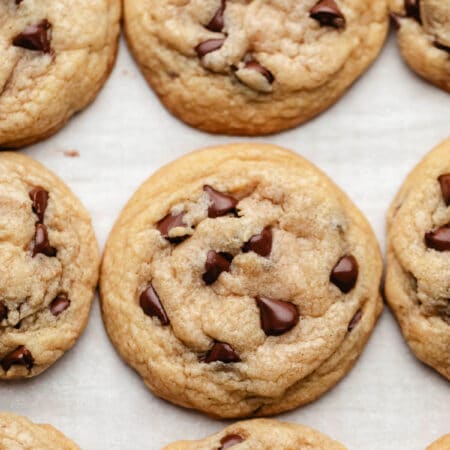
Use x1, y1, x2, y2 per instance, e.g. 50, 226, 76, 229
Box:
124, 0, 388, 135
0, 153, 99, 379
163, 419, 346, 450
0, 413, 79, 450
386, 138, 450, 380
390, 0, 450, 92
0, 0, 121, 148
101, 143, 383, 418
427, 434, 450, 450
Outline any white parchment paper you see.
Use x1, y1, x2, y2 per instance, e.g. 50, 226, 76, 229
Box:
1, 32, 449, 450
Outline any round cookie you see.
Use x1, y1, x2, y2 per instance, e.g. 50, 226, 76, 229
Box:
0, 0, 121, 148
427, 435, 450, 450
0, 413, 79, 449
0, 153, 99, 379
163, 419, 346, 450
386, 138, 450, 380
100, 143, 383, 418
390, 0, 450, 92
124, 0, 389, 135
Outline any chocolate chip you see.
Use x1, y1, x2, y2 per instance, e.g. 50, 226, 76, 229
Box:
390, 13, 402, 30
50, 295, 70, 317
219, 434, 244, 450
15, 0, 23, 4
256, 296, 299, 336
195, 38, 225, 58
425, 226, 450, 251
434, 42, 450, 53
310, 0, 346, 28
404, 0, 421, 22
202, 250, 232, 285
202, 342, 240, 363
243, 226, 272, 257
29, 187, 49, 223
1, 346, 34, 372
139, 284, 170, 325
204, 185, 238, 218
13, 20, 52, 53
157, 212, 187, 243
244, 60, 274, 84
32, 223, 56, 257
0, 303, 7, 321
330, 255, 358, 293
207, 0, 226, 32
438, 174, 450, 205
348, 309, 362, 332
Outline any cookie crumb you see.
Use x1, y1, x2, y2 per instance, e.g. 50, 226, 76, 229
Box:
63, 150, 79, 158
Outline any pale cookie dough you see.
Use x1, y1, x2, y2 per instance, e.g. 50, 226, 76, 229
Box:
163, 419, 346, 450
427, 434, 450, 450
0, 0, 121, 148
0, 153, 99, 379
386, 138, 450, 380
100, 143, 383, 418
390, 0, 450, 92
0, 413, 79, 450
124, 0, 389, 135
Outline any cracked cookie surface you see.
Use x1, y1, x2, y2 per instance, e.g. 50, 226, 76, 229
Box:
0, 153, 99, 379
427, 434, 450, 450
386, 138, 450, 380
124, 0, 388, 135
0, 0, 121, 148
390, 0, 450, 92
100, 143, 382, 418
163, 419, 347, 450
0, 413, 79, 450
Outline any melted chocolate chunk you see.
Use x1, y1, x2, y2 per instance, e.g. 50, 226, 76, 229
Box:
256, 296, 299, 336
202, 250, 233, 285
390, 13, 402, 30
438, 174, 450, 205
50, 295, 71, 317
243, 226, 272, 257
425, 226, 450, 251
404, 0, 421, 22
330, 255, 358, 293
139, 284, 170, 325
244, 60, 274, 84
157, 212, 187, 243
13, 20, 52, 53
207, 0, 226, 32
310, 0, 346, 28
202, 342, 240, 363
32, 223, 56, 257
29, 187, 49, 223
435, 41, 450, 53
195, 38, 225, 57
204, 185, 238, 218
1, 346, 34, 371
348, 309, 362, 332
219, 434, 244, 449
0, 303, 7, 321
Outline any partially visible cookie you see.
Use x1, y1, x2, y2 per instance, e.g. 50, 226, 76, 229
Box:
386, 138, 450, 380
100, 143, 383, 418
0, 0, 121, 148
0, 153, 99, 379
0, 413, 79, 450
163, 419, 346, 450
390, 0, 450, 92
427, 435, 450, 450
124, 0, 388, 135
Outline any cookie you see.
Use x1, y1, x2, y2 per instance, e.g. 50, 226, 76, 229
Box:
0, 413, 79, 450
0, 0, 121, 148
124, 0, 389, 135
390, 0, 450, 92
386, 138, 450, 380
427, 435, 450, 450
163, 419, 346, 450
100, 143, 383, 418
0, 153, 99, 379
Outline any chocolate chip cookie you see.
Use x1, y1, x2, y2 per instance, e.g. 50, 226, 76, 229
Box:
163, 419, 346, 450
386, 138, 450, 380
0, 413, 79, 449
390, 0, 450, 92
427, 434, 450, 450
100, 143, 383, 418
124, 0, 389, 135
0, 0, 121, 148
0, 153, 99, 379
